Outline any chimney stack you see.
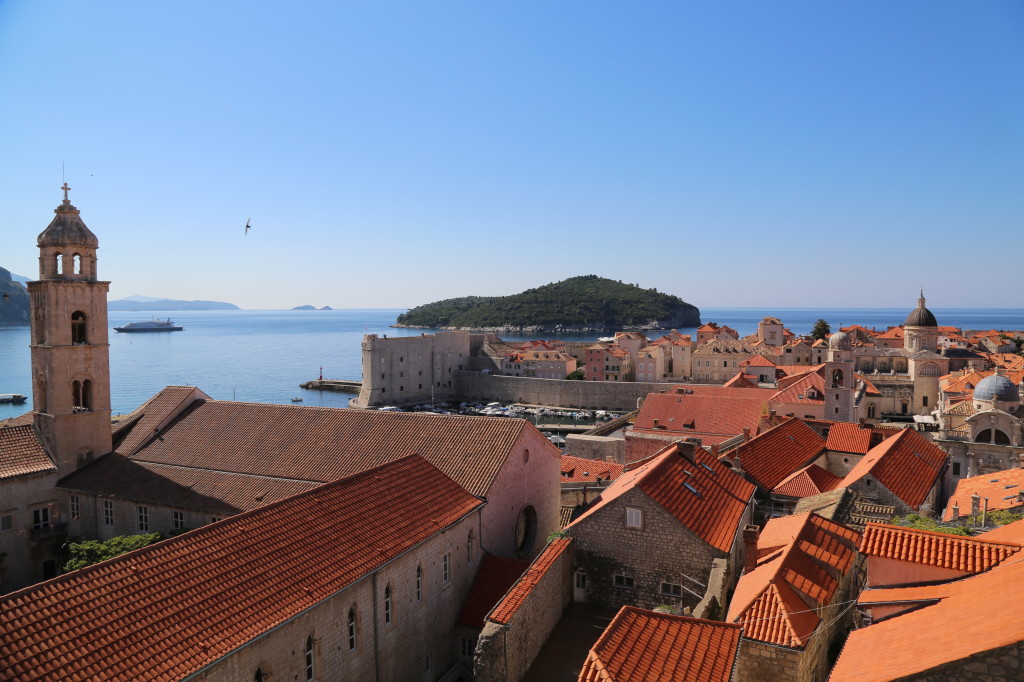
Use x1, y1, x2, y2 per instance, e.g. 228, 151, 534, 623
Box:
971, 493, 981, 517
742, 525, 759, 574
951, 503, 960, 520
742, 428, 751, 441
711, 443, 720, 457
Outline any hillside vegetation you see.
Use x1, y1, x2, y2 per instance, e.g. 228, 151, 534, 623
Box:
395, 276, 700, 332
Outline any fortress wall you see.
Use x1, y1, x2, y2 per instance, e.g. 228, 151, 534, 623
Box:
455, 374, 670, 412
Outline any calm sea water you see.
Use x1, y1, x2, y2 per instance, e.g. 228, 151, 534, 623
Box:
1, 307, 1022, 417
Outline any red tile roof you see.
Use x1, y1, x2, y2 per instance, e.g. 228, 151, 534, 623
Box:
859, 522, 1022, 573
732, 418, 826, 490
769, 370, 825, 406
823, 422, 898, 455
488, 538, 572, 625
113, 386, 204, 456
838, 428, 946, 509
741, 354, 777, 368
831, 548, 1024, 681
772, 464, 842, 499
577, 606, 742, 682
0, 424, 54, 480
0, 455, 483, 681
728, 512, 859, 648
456, 554, 530, 629
560, 455, 624, 484
571, 445, 755, 553
632, 391, 771, 441
942, 468, 1024, 521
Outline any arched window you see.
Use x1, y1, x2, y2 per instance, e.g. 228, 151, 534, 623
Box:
384, 584, 393, 624
82, 380, 92, 410
867, 404, 876, 419
831, 369, 844, 388
72, 380, 82, 410
56, 254, 63, 275
976, 428, 1011, 445
72, 253, 82, 275
347, 607, 357, 650
71, 311, 87, 344
416, 565, 422, 601
515, 506, 538, 558
254, 668, 264, 682
304, 635, 314, 680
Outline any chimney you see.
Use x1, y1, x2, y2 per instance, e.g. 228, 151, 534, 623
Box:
971, 493, 981, 517
711, 443, 720, 457
769, 410, 776, 419
677, 441, 697, 465
742, 525, 759, 574
742, 428, 751, 441
951, 503, 959, 520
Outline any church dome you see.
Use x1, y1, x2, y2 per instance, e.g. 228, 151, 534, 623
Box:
974, 374, 1019, 403
829, 331, 851, 351
904, 291, 937, 327
37, 187, 98, 248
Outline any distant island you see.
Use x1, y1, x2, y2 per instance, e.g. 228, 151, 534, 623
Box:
394, 275, 700, 332
292, 305, 334, 311
109, 297, 240, 311
0, 266, 30, 326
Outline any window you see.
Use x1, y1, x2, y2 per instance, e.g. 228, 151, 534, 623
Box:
625, 507, 643, 529
347, 608, 357, 650
71, 311, 87, 344
384, 584, 393, 624
304, 635, 314, 681
459, 636, 475, 659
661, 582, 683, 597
70, 496, 80, 520
137, 506, 149, 531
172, 511, 184, 530
614, 574, 635, 589
210, 517, 221, 523
416, 565, 422, 601
254, 668, 264, 682
103, 500, 114, 526
443, 553, 451, 584
923, 396, 929, 407
952, 462, 961, 476
32, 507, 50, 529
1, 514, 13, 532
514, 506, 538, 558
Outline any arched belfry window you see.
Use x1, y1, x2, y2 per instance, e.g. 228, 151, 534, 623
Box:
831, 369, 844, 388
73, 253, 82, 275
56, 254, 64, 275
72, 380, 82, 411
72, 379, 92, 412
71, 311, 87, 344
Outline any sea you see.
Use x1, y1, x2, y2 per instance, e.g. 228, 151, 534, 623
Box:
2, 307, 1023, 418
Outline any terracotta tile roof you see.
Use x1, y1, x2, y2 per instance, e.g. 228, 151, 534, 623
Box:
560, 505, 578, 528
570, 445, 755, 553
943, 400, 976, 418
121, 397, 542, 497
859, 522, 1022, 573
723, 372, 759, 388
942, 469, 1024, 521
728, 512, 859, 648
732, 418, 826, 490
488, 538, 572, 625
772, 464, 842, 498
830, 551, 1024, 681
632, 392, 770, 441
0, 424, 55, 480
59, 453, 321, 513
0, 411, 34, 428
838, 428, 946, 509
560, 455, 624, 484
456, 554, 530, 629
113, 386, 204, 456
577, 606, 742, 682
770, 370, 825, 406
0, 455, 483, 681
824, 422, 898, 455
876, 327, 904, 339
742, 354, 777, 368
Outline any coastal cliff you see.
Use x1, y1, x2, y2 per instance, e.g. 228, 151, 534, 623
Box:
394, 275, 700, 332
0, 267, 30, 326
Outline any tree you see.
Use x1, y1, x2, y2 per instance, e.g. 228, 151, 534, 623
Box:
811, 318, 831, 341
63, 533, 163, 572
565, 368, 585, 380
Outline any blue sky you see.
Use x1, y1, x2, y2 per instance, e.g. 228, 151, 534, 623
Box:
1, 2, 1021, 309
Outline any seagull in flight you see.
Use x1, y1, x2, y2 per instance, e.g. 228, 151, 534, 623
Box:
245, 218, 251, 235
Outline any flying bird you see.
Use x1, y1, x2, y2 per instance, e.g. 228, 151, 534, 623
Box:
245, 218, 251, 235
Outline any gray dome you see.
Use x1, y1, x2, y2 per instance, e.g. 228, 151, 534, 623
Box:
905, 292, 937, 327
974, 374, 1019, 403
829, 331, 851, 351
37, 201, 98, 248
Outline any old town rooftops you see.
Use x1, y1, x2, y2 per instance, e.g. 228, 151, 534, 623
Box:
0, 455, 483, 681
0, 424, 54, 480
560, 455, 624, 484
487, 537, 572, 625
943, 468, 1024, 522
837, 428, 947, 510
731, 418, 826, 491
578, 606, 742, 682
859, 521, 1023, 573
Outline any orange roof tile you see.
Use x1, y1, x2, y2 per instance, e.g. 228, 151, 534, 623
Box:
0, 455, 482, 681
823, 421, 898, 455
876, 327, 904, 339
456, 554, 530, 629
632, 391, 771, 440
942, 469, 1024, 521
859, 522, 1022, 573
113, 386, 204, 456
830, 553, 1024, 681
770, 370, 825, 406
728, 512, 859, 648
772, 464, 842, 499
723, 372, 759, 388
975, 518, 1024, 544
577, 606, 742, 682
838, 429, 946, 509
488, 538, 572, 625
560, 455, 624, 484
732, 418, 826, 490
742, 354, 777, 368
570, 445, 755, 553
0, 424, 54, 480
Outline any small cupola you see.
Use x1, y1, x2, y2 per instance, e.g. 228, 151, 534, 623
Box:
36, 183, 99, 280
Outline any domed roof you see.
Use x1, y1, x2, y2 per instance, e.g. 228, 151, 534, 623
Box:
904, 291, 937, 327
829, 331, 851, 351
37, 186, 98, 248
974, 374, 1019, 403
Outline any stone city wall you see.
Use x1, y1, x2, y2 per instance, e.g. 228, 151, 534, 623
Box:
563, 434, 625, 462
456, 373, 671, 412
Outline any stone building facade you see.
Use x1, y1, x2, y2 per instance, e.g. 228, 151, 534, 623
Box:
353, 331, 473, 407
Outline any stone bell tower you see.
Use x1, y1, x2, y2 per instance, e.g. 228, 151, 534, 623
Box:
824, 331, 856, 423
27, 184, 112, 473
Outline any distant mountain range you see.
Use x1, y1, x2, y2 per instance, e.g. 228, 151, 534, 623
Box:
292, 305, 334, 311
109, 298, 240, 311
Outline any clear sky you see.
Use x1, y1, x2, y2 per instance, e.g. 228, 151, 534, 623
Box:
1, 2, 1021, 310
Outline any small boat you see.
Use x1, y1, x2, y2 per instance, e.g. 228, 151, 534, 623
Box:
291, 397, 303, 402
0, 394, 28, 405
114, 319, 184, 333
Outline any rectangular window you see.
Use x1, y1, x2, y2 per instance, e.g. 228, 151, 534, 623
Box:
137, 506, 149, 531
210, 517, 221, 524
172, 511, 184, 530
32, 507, 50, 529
625, 507, 643, 529
443, 552, 451, 584
952, 462, 961, 476
614, 574, 635, 589
70, 496, 80, 520
661, 582, 683, 597
1, 514, 13, 532
103, 500, 114, 526
460, 636, 475, 659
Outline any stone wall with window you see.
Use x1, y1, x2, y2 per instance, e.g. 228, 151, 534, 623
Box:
59, 489, 226, 541
0, 470, 62, 592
